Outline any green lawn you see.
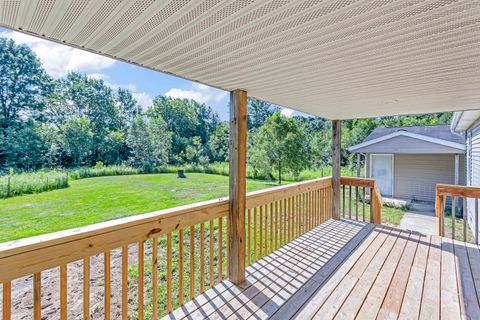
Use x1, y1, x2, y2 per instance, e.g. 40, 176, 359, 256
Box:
0, 173, 275, 242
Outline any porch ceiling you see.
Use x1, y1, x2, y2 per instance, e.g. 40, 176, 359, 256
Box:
1, 0, 479, 120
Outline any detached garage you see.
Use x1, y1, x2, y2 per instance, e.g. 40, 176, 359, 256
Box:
348, 125, 466, 204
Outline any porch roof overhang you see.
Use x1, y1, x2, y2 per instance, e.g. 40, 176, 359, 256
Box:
1, 0, 479, 120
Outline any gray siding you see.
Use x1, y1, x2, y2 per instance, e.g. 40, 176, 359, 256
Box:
355, 135, 464, 154
394, 154, 465, 203
467, 126, 480, 235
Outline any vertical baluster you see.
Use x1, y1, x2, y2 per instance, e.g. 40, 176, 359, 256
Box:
307, 192, 311, 230
272, 202, 276, 250
355, 186, 359, 221
2, 281, 11, 320
225, 218, 229, 276
283, 199, 287, 244
122, 246, 128, 320
362, 187, 366, 222
442, 196, 447, 237
265, 204, 270, 255
190, 226, 195, 300
83, 257, 90, 320
34, 272, 41, 320
138, 241, 144, 320
60, 264, 67, 320
349, 185, 352, 220
218, 218, 223, 282
209, 220, 214, 287
152, 237, 158, 320
370, 187, 374, 223
476, 199, 479, 245
463, 198, 467, 242
254, 207, 258, 262
296, 195, 299, 238
452, 197, 456, 240
279, 200, 283, 245
287, 197, 293, 242
275, 201, 279, 249
167, 233, 173, 313
200, 223, 205, 293
104, 251, 110, 320
179, 229, 184, 305
247, 209, 251, 265
259, 206, 263, 258
342, 185, 346, 218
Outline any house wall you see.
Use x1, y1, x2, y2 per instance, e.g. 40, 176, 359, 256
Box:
466, 125, 480, 237
365, 153, 465, 203
354, 135, 464, 154
394, 154, 465, 203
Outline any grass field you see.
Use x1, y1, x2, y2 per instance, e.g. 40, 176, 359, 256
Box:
0, 173, 275, 242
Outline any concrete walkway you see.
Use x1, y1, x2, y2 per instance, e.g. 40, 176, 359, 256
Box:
399, 210, 438, 236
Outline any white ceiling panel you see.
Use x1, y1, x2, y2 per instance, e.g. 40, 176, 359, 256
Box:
1, 0, 479, 119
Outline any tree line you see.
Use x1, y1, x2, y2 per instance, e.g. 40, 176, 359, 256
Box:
0, 37, 452, 183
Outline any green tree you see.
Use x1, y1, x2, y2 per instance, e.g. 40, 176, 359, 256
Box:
116, 88, 141, 127
251, 112, 308, 184
149, 97, 198, 163
0, 38, 50, 127
208, 122, 229, 162
0, 121, 45, 171
126, 115, 171, 170
247, 98, 279, 129
61, 117, 94, 167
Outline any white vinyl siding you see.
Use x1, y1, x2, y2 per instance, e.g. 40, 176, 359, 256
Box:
353, 135, 464, 154
467, 127, 480, 232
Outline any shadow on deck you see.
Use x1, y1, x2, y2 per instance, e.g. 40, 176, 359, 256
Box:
164, 218, 480, 320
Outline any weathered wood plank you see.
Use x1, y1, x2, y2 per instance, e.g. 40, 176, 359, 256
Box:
332, 119, 341, 219
454, 239, 480, 319
228, 88, 247, 284
419, 235, 441, 320
398, 235, 430, 320
439, 237, 461, 320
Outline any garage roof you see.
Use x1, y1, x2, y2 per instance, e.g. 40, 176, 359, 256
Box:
1, 0, 479, 120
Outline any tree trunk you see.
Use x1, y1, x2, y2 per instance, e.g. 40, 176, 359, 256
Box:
278, 161, 282, 185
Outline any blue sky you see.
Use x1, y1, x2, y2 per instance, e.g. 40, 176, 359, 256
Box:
0, 27, 296, 120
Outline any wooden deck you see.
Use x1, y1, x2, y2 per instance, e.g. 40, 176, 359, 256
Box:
163, 219, 480, 320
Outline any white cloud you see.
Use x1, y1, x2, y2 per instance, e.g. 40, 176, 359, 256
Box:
165, 83, 227, 105
281, 108, 295, 117
1, 30, 115, 77
132, 92, 153, 110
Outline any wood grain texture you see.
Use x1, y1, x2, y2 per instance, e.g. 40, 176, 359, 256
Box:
332, 119, 341, 219
2, 281, 11, 320
228, 89, 247, 284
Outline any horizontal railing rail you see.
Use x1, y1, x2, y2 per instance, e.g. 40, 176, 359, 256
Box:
0, 177, 333, 319
436, 184, 480, 244
340, 177, 382, 224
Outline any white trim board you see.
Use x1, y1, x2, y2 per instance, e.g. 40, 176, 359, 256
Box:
348, 131, 466, 152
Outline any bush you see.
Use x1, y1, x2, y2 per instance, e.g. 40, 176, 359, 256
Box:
0, 170, 69, 198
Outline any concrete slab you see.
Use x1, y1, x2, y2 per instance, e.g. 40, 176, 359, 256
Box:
399, 210, 438, 236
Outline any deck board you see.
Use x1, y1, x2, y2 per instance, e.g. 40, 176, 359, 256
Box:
163, 219, 478, 320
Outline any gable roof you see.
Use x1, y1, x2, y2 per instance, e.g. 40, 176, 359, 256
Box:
348, 124, 465, 153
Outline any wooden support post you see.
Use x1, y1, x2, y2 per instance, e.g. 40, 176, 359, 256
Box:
332, 120, 341, 220
228, 89, 247, 284
454, 154, 460, 185
356, 154, 361, 177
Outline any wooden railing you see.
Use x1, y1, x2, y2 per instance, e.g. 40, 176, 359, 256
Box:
0, 177, 332, 319
436, 184, 480, 244
340, 177, 382, 224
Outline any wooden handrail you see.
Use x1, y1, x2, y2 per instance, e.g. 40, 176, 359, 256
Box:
436, 184, 480, 198
340, 177, 382, 224
436, 184, 480, 244
0, 176, 335, 319
0, 177, 332, 283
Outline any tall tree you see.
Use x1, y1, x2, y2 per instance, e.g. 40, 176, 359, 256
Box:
61, 117, 94, 167
126, 115, 171, 170
0, 38, 50, 127
208, 122, 229, 162
247, 98, 279, 129
251, 112, 309, 184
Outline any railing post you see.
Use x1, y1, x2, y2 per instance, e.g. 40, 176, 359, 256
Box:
435, 187, 443, 236
332, 120, 341, 219
228, 89, 247, 284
